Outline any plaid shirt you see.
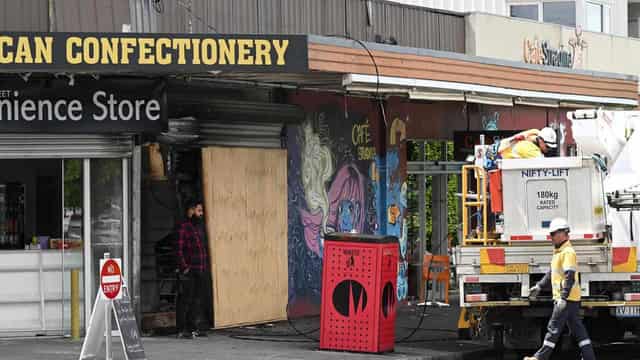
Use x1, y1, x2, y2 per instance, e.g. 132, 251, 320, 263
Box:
177, 220, 208, 272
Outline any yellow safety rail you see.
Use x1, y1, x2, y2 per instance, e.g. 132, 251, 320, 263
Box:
461, 165, 493, 246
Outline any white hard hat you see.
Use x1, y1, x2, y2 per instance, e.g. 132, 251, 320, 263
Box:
549, 218, 570, 234
539, 127, 557, 149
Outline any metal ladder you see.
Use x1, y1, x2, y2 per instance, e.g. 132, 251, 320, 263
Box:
461, 165, 495, 246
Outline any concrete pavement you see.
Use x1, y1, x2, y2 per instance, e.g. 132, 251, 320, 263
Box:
0, 297, 493, 360
0, 335, 491, 360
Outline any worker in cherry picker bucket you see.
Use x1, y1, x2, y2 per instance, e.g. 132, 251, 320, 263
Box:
499, 127, 558, 159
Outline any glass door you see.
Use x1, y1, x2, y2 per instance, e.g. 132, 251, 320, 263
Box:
83, 158, 129, 329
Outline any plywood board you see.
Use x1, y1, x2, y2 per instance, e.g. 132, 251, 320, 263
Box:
202, 147, 288, 329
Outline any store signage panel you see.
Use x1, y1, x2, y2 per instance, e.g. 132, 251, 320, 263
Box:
523, 28, 587, 70
0, 79, 167, 133
0, 32, 308, 73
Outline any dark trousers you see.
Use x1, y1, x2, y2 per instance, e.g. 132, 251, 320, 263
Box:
534, 301, 596, 360
176, 271, 207, 333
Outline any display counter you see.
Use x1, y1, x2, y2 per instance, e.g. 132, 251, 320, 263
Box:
0, 249, 84, 335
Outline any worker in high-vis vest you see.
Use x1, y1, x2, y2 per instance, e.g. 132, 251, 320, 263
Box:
499, 127, 557, 159
524, 218, 596, 360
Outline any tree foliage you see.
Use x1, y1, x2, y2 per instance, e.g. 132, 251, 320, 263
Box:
64, 159, 82, 209
407, 140, 459, 258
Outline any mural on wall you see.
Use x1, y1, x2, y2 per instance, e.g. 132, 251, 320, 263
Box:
387, 117, 408, 301
287, 95, 380, 315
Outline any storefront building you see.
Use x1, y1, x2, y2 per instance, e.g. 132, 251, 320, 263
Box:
280, 34, 638, 316
0, 30, 310, 334
1, 0, 639, 334
0, 75, 163, 335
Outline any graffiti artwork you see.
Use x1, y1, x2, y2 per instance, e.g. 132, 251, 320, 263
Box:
299, 121, 367, 256
287, 99, 379, 315
352, 119, 376, 160
386, 116, 408, 301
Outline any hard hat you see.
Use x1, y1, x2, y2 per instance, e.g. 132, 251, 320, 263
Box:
549, 218, 570, 234
539, 127, 557, 148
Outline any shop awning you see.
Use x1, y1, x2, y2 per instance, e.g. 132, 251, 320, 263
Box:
307, 35, 639, 109
342, 73, 639, 108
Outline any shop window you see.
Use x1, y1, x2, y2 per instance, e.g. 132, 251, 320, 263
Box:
542, 1, 576, 27
586, 2, 603, 32
510, 4, 540, 21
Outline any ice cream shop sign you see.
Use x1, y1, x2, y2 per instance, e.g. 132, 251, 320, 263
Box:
523, 29, 587, 69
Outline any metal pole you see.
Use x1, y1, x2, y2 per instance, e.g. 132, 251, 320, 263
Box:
103, 252, 111, 360
105, 300, 112, 360
417, 142, 426, 301
61, 159, 65, 335
122, 158, 129, 289
83, 159, 92, 330
71, 269, 80, 340
132, 144, 142, 329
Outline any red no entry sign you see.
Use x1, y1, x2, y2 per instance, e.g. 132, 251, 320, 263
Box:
100, 258, 122, 300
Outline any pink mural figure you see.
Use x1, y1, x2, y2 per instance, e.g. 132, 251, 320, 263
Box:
300, 164, 366, 256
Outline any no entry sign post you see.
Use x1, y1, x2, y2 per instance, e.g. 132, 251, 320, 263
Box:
101, 256, 122, 300
81, 253, 145, 360
100, 253, 122, 360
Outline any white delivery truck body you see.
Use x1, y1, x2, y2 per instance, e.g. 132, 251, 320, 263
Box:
455, 110, 640, 350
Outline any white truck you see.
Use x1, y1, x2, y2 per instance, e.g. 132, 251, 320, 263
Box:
454, 110, 640, 351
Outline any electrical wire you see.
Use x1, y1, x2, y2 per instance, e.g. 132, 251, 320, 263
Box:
284, 303, 321, 342
395, 259, 432, 343
175, 0, 219, 34
222, 262, 456, 346
327, 34, 387, 127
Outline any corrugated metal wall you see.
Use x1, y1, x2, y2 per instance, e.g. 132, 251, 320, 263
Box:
0, 0, 464, 52
0, 0, 49, 31
0, 0, 131, 32
53, 0, 130, 32
142, 0, 464, 52
343, 0, 465, 51
387, 0, 507, 15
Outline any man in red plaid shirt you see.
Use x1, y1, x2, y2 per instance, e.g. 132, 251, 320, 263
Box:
176, 199, 209, 338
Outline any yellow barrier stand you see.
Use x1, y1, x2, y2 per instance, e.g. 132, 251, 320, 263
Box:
71, 269, 80, 340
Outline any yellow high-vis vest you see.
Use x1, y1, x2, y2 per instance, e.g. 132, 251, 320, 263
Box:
551, 241, 581, 301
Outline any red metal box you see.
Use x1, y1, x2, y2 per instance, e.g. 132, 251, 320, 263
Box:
319, 233, 399, 353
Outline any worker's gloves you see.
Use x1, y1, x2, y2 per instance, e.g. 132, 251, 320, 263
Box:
528, 285, 541, 298
554, 298, 567, 312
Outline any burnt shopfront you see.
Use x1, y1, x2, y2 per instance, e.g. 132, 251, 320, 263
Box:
0, 31, 314, 335
0, 76, 165, 336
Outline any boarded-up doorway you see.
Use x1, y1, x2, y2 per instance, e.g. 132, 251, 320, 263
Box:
202, 147, 288, 328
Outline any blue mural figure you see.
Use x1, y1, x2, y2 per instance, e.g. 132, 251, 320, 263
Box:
337, 199, 361, 232
385, 149, 408, 301
397, 261, 408, 300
